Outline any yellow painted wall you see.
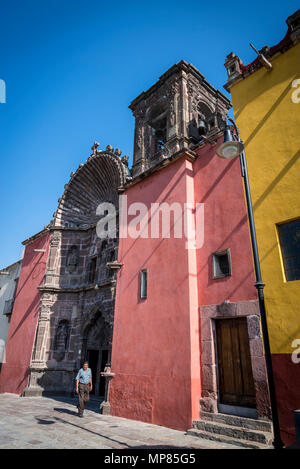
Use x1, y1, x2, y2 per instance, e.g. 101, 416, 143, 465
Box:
230, 43, 300, 354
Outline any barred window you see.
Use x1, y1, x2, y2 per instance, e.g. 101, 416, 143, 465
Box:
140, 269, 148, 299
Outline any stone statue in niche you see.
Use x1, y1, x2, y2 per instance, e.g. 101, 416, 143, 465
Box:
169, 101, 176, 127
136, 125, 143, 150
53, 321, 69, 362
66, 246, 79, 273
121, 155, 132, 178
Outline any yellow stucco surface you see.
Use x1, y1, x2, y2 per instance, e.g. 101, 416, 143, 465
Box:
230, 43, 300, 354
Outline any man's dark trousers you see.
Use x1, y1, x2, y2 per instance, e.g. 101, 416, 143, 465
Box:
78, 383, 90, 414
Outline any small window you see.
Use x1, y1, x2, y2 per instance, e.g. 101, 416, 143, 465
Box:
13, 277, 19, 300
212, 249, 231, 279
140, 269, 148, 299
89, 257, 97, 283
277, 218, 300, 281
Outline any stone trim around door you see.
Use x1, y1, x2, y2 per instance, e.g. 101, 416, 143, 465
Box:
200, 300, 272, 420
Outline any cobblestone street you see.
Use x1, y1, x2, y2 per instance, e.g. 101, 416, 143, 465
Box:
0, 394, 242, 449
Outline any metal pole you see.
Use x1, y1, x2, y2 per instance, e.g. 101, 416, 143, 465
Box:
228, 118, 284, 449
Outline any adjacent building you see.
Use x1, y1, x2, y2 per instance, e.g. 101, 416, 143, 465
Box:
223, 9, 300, 445
0, 260, 22, 367
0, 229, 50, 394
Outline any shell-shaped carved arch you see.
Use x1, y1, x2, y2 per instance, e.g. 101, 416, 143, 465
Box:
54, 150, 127, 228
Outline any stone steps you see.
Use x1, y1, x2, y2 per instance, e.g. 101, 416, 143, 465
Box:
187, 428, 271, 449
200, 410, 273, 432
186, 412, 273, 449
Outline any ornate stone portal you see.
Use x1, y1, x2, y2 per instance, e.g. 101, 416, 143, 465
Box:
23, 146, 129, 397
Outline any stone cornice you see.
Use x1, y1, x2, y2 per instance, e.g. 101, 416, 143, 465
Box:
39, 279, 116, 294
22, 226, 50, 246
129, 60, 230, 110
124, 146, 197, 189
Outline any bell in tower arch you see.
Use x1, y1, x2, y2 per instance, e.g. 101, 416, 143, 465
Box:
198, 120, 207, 136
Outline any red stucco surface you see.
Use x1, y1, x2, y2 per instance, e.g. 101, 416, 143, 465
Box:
110, 143, 258, 430
272, 354, 300, 447
193, 139, 257, 305
110, 156, 201, 430
0, 232, 50, 395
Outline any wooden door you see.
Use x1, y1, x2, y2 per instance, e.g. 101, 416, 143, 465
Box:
216, 318, 256, 408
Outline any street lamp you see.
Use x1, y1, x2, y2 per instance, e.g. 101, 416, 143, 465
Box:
216, 122, 244, 160
216, 117, 284, 450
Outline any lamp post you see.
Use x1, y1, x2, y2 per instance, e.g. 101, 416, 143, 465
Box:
216, 118, 284, 450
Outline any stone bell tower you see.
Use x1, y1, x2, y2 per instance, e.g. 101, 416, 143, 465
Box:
129, 60, 231, 178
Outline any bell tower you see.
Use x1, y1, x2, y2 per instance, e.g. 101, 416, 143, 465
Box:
129, 60, 231, 178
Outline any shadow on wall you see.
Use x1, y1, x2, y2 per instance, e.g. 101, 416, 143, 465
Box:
234, 63, 298, 120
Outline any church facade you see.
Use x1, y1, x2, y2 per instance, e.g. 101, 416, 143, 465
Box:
0, 147, 130, 396
0, 60, 273, 440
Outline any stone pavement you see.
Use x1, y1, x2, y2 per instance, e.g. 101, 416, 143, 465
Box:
0, 393, 242, 449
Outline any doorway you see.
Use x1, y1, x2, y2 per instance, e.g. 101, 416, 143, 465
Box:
87, 350, 99, 396
87, 349, 109, 398
216, 317, 256, 409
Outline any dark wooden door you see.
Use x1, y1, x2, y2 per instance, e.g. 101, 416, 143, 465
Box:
216, 318, 256, 408
99, 350, 109, 398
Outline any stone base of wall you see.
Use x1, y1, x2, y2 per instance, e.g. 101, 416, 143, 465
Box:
22, 387, 73, 397
200, 300, 271, 420
23, 368, 76, 397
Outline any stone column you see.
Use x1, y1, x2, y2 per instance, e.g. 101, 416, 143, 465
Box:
22, 305, 51, 396
99, 364, 115, 415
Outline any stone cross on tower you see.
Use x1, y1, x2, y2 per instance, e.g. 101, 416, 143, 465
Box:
91, 141, 100, 156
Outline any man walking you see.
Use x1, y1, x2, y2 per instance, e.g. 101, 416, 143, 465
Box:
75, 361, 92, 417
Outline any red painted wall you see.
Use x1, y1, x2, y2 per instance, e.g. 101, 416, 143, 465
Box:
0, 232, 51, 395
110, 156, 201, 430
110, 142, 259, 431
193, 139, 257, 305
272, 354, 300, 446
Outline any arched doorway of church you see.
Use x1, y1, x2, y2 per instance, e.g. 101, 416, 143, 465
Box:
82, 312, 112, 398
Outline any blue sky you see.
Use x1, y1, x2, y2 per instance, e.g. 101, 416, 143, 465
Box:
0, 0, 298, 269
